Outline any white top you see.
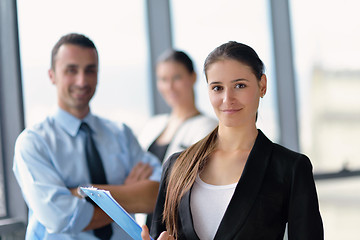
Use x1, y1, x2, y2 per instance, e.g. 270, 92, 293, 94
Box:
190, 175, 237, 240
138, 114, 218, 163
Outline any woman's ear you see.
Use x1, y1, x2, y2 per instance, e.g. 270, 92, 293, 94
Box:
191, 72, 197, 85
259, 74, 267, 98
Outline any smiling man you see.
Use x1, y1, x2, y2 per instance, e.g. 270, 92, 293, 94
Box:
49, 40, 98, 119
13, 33, 161, 240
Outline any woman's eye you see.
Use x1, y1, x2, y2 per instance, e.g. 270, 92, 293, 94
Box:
235, 83, 246, 88
157, 77, 167, 83
212, 86, 222, 91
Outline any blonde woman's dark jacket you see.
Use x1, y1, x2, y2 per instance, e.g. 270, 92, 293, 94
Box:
150, 130, 324, 240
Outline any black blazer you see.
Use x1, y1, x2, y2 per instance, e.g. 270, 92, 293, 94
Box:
150, 130, 323, 240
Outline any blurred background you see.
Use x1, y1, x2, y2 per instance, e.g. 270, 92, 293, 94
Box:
0, 0, 359, 239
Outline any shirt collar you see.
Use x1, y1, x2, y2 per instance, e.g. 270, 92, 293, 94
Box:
53, 108, 96, 137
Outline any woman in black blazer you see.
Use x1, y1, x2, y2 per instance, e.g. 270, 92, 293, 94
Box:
142, 41, 323, 240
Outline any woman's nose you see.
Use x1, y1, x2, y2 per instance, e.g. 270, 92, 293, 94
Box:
165, 79, 175, 90
223, 89, 234, 104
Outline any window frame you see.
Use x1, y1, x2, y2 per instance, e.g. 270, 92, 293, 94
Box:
0, 0, 27, 236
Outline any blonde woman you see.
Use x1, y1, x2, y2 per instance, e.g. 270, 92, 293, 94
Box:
138, 49, 217, 229
139, 49, 217, 165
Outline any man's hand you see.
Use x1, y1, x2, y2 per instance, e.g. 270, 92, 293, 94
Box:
69, 186, 89, 198
124, 162, 153, 185
70, 187, 81, 198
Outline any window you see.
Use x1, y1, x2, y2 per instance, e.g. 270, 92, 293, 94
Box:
170, 0, 279, 142
17, 0, 150, 132
291, 0, 360, 172
0, 126, 6, 217
291, 0, 360, 239
0, 0, 27, 234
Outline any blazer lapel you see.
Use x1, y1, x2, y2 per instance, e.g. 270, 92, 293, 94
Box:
214, 130, 273, 240
179, 189, 200, 240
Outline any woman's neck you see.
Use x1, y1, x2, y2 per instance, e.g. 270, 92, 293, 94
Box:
156, 105, 200, 145
170, 104, 200, 122
217, 125, 258, 152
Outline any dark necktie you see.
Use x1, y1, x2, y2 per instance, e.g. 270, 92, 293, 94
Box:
80, 122, 113, 240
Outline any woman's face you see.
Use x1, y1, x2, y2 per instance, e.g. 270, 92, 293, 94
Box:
206, 59, 266, 128
156, 61, 196, 108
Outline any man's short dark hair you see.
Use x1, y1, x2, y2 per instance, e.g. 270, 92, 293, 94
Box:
50, 33, 97, 70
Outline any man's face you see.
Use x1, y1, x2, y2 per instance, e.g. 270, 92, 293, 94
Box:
49, 44, 98, 119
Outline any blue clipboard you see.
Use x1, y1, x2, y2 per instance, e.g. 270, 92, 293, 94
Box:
81, 187, 153, 240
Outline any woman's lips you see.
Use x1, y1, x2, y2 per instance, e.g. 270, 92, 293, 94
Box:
221, 108, 241, 113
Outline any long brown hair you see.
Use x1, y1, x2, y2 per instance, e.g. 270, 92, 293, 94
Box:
163, 126, 218, 236
162, 41, 265, 237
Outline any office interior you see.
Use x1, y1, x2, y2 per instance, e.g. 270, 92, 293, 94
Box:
0, 0, 359, 239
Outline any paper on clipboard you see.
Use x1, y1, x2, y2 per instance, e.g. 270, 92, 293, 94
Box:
81, 187, 153, 240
